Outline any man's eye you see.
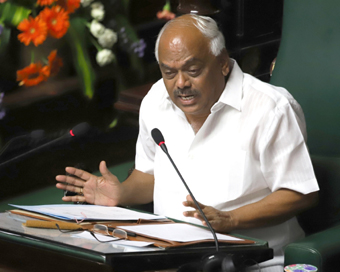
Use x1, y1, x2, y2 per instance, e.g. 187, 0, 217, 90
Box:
188, 68, 201, 76
164, 71, 175, 77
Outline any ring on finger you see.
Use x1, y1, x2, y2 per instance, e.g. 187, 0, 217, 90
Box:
79, 187, 83, 195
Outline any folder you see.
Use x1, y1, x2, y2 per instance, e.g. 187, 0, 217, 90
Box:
8, 208, 255, 248
115, 223, 255, 248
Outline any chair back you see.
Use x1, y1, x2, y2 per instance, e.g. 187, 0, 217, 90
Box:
270, 0, 340, 234
270, 0, 340, 157
300, 156, 340, 234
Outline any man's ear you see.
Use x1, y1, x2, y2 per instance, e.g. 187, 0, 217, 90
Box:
220, 49, 230, 76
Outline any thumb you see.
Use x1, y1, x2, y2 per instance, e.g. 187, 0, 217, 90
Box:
99, 161, 115, 180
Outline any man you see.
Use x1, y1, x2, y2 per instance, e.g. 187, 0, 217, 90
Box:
56, 14, 319, 271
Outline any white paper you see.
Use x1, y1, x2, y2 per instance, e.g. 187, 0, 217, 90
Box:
74, 231, 154, 247
118, 223, 244, 243
9, 204, 166, 221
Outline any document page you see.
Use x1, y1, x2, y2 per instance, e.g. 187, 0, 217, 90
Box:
9, 204, 166, 221
118, 223, 245, 243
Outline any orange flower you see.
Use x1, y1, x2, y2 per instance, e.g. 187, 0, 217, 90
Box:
157, 9, 176, 21
37, 0, 56, 6
39, 6, 69, 39
17, 16, 48, 46
56, 0, 81, 14
17, 62, 50, 87
48, 50, 63, 76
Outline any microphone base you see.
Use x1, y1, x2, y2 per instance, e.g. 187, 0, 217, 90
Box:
177, 251, 237, 272
202, 251, 236, 272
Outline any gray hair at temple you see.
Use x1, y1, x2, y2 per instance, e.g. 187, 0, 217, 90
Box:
154, 14, 226, 62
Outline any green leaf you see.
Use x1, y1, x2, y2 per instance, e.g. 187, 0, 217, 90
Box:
115, 14, 144, 77
163, 0, 171, 11
109, 117, 118, 128
0, 26, 11, 54
120, 0, 130, 15
0, 2, 31, 27
114, 14, 145, 83
66, 17, 96, 99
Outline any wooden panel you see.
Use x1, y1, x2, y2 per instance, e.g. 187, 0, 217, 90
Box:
114, 82, 153, 114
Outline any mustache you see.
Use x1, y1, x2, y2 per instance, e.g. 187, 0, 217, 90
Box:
174, 89, 199, 96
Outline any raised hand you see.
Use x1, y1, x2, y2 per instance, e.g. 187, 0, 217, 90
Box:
182, 195, 235, 233
56, 161, 123, 206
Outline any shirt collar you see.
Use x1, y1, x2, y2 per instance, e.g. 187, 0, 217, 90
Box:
211, 59, 243, 112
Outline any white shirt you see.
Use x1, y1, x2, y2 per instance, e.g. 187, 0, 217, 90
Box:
135, 60, 319, 267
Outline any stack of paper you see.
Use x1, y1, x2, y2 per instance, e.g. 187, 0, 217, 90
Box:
9, 204, 166, 221
9, 204, 254, 247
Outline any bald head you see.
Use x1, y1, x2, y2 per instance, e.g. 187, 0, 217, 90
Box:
155, 14, 230, 124
158, 20, 211, 67
155, 14, 226, 62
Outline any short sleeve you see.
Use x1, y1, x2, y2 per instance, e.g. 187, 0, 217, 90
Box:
260, 103, 319, 194
134, 94, 156, 175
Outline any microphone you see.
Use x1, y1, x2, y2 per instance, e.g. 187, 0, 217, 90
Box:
0, 129, 45, 159
151, 128, 219, 249
151, 128, 236, 272
0, 122, 91, 169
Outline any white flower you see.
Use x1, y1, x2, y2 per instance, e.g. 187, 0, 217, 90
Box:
90, 20, 105, 38
91, 8, 105, 21
98, 28, 118, 48
91, 2, 104, 10
96, 49, 115, 66
80, 0, 94, 7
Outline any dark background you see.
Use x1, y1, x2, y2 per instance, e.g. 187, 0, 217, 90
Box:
0, 0, 284, 199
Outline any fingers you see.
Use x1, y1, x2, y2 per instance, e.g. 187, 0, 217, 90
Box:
55, 166, 91, 196
183, 206, 234, 233
182, 210, 212, 228
186, 194, 193, 203
183, 194, 206, 210
61, 194, 87, 203
183, 210, 215, 221
183, 210, 201, 220
182, 195, 207, 222
56, 182, 83, 194
56, 175, 82, 187
55, 166, 92, 186
65, 167, 92, 181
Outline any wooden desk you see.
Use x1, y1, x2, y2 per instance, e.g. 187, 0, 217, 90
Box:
0, 212, 273, 272
114, 83, 153, 115
2, 77, 80, 109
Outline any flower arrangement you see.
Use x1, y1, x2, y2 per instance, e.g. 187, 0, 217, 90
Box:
0, 21, 6, 120
0, 0, 145, 99
157, 0, 175, 21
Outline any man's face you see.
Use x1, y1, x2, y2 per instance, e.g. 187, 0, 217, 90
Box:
158, 25, 229, 121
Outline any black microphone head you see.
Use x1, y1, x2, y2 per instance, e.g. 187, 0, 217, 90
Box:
151, 128, 164, 145
69, 122, 91, 137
